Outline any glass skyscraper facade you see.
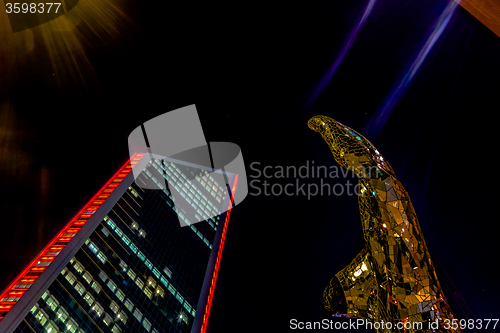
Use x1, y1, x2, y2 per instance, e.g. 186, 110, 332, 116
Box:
0, 153, 237, 333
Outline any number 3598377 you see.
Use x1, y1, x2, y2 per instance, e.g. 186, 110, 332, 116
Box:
5, 3, 62, 14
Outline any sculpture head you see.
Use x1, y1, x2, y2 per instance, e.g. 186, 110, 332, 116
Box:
308, 115, 395, 178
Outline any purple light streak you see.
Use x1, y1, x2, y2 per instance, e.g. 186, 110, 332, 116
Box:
364, 0, 459, 139
305, 0, 377, 111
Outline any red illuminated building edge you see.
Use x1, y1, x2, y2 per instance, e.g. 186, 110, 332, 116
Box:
0, 153, 146, 321
200, 174, 238, 333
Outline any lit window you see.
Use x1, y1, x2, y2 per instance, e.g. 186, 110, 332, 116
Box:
119, 260, 128, 271
145, 260, 153, 271
127, 269, 136, 281
46, 296, 59, 311
110, 301, 119, 314
118, 310, 128, 324
88, 242, 99, 254
122, 236, 131, 246
103, 313, 113, 326
73, 261, 84, 274
163, 267, 172, 278
167, 284, 176, 296
91, 302, 103, 317
144, 287, 152, 299
133, 308, 143, 322
179, 311, 188, 324
35, 309, 48, 325
115, 288, 125, 302
83, 292, 94, 306
45, 322, 56, 332
152, 268, 161, 279
107, 280, 117, 293
98, 271, 108, 282
130, 243, 138, 253
83, 272, 93, 284
105, 217, 114, 227
74, 282, 85, 296
66, 318, 78, 333
176, 292, 184, 305
101, 227, 110, 237
135, 278, 144, 290
142, 318, 152, 332
91, 281, 101, 293
97, 252, 107, 264
145, 277, 155, 288
112, 324, 122, 333
124, 299, 134, 312
129, 186, 138, 198
137, 251, 146, 262
65, 272, 76, 285
139, 229, 146, 238
156, 286, 164, 297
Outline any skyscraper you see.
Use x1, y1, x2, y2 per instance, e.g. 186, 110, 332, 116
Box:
0, 152, 238, 333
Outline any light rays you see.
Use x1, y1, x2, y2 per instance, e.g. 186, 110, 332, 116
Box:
0, 0, 141, 94
305, 0, 378, 111
363, 0, 459, 139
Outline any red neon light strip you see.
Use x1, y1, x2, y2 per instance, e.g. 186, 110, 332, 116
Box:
0, 153, 146, 321
200, 174, 238, 333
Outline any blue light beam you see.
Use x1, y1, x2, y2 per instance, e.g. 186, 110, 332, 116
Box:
305, 0, 377, 111
364, 0, 459, 139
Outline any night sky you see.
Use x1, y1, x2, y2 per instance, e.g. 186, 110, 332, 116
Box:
1, 0, 499, 332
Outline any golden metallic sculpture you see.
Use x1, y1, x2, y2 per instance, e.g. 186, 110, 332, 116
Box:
308, 115, 460, 332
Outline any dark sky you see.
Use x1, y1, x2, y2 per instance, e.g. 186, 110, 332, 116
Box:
1, 0, 499, 332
